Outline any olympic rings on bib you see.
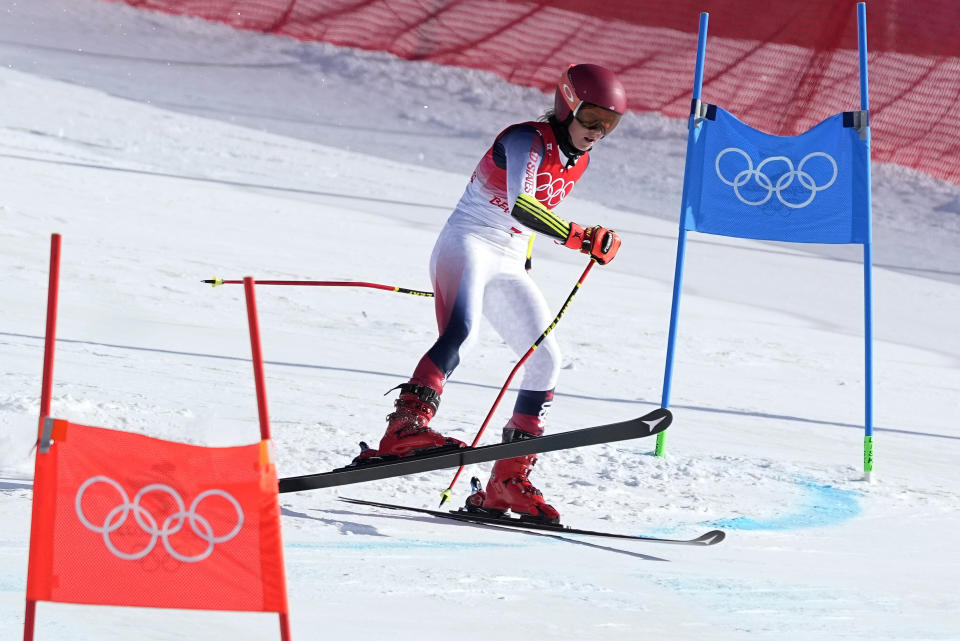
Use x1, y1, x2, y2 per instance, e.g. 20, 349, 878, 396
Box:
535, 172, 575, 208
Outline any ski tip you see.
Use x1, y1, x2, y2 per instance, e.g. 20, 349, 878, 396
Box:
438, 488, 452, 508
203, 277, 224, 287
696, 529, 726, 545
638, 407, 673, 434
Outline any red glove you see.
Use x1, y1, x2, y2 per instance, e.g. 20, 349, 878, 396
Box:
565, 223, 621, 265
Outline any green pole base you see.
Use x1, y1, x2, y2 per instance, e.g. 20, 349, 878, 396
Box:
654, 431, 666, 457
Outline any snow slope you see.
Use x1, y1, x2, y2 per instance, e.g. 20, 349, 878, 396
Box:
1, 2, 959, 639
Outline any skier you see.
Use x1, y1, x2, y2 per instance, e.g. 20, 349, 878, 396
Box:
358, 64, 626, 524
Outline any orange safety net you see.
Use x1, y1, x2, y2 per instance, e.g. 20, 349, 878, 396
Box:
112, 0, 960, 184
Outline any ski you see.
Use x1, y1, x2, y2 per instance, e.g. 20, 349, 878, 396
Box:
339, 496, 726, 546
278, 408, 672, 493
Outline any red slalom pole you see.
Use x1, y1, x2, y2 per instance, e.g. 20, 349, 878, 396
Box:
38, 233, 61, 427
243, 277, 272, 440
25, 233, 61, 641
204, 277, 433, 298
438, 259, 596, 507
241, 278, 291, 641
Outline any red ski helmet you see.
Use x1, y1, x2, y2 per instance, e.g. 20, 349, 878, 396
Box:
554, 64, 627, 134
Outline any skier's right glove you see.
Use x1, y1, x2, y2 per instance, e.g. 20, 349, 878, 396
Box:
565, 223, 622, 265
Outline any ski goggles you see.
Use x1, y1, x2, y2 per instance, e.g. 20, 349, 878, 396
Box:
573, 103, 622, 135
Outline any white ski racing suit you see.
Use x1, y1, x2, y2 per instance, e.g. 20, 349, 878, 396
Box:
408, 120, 590, 432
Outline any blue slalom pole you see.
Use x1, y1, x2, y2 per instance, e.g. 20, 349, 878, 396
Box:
858, 2, 875, 480
657, 12, 709, 457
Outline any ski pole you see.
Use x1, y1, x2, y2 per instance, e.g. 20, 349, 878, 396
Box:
438, 258, 596, 508
202, 277, 433, 297
524, 233, 536, 272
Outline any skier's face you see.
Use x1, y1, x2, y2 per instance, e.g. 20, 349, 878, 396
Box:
568, 117, 605, 151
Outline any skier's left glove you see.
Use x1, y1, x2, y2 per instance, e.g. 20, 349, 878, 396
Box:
565, 223, 621, 265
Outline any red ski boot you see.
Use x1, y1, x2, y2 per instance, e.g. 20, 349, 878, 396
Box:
482, 454, 560, 524
465, 424, 560, 524
355, 383, 465, 463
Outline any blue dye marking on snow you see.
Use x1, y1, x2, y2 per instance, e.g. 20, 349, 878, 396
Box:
709, 479, 861, 531
286, 539, 525, 551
